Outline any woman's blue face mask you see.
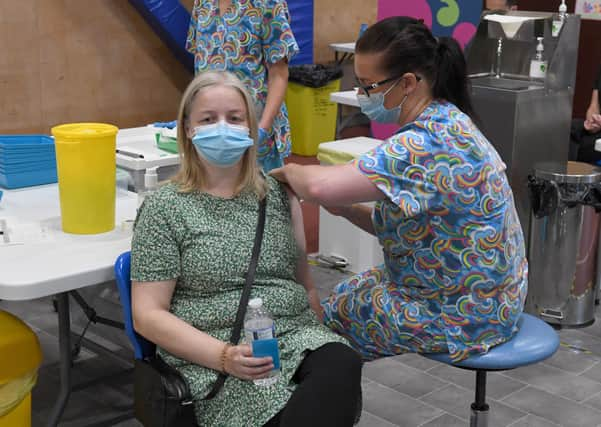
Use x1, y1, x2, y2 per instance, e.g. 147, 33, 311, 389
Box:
357, 79, 407, 124
192, 121, 253, 167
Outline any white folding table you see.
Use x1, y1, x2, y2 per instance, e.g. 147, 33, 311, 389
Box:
330, 89, 361, 138
330, 42, 356, 65
0, 184, 137, 427
330, 89, 360, 108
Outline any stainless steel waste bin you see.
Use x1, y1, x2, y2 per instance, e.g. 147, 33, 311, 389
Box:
526, 161, 601, 327
597, 224, 601, 305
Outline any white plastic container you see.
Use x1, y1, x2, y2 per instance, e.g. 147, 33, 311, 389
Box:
116, 168, 132, 194
116, 126, 180, 192
317, 137, 384, 273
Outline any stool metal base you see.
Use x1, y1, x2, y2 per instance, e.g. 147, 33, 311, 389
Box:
470, 370, 490, 427
470, 404, 489, 427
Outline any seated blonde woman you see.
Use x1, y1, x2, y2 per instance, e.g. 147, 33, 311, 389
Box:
130, 71, 362, 427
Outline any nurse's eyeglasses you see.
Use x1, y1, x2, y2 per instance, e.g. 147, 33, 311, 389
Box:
355, 74, 422, 98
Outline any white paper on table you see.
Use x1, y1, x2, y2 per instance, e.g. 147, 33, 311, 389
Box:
0, 218, 56, 246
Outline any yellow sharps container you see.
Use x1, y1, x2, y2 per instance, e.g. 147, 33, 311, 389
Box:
0, 311, 42, 427
285, 78, 341, 156
51, 123, 118, 234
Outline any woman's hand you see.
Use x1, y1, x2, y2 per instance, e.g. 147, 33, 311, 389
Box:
585, 110, 601, 133
593, 113, 601, 127
584, 117, 601, 133
223, 344, 274, 381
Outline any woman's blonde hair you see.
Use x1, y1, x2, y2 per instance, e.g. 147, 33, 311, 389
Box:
172, 71, 268, 199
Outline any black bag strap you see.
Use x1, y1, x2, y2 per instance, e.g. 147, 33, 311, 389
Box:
204, 196, 267, 399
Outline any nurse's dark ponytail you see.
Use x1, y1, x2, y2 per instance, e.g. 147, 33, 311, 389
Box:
356, 17, 475, 118
433, 36, 474, 118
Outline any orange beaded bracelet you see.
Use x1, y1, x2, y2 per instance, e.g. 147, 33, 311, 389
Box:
220, 343, 232, 373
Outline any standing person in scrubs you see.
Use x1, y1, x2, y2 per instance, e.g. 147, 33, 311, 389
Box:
271, 17, 528, 362
186, 0, 298, 171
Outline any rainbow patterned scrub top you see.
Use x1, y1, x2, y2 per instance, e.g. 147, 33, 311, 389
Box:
186, 0, 299, 161
321, 100, 528, 362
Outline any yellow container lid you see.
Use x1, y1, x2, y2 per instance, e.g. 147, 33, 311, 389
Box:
317, 137, 383, 165
0, 311, 42, 383
317, 146, 356, 165
51, 123, 119, 140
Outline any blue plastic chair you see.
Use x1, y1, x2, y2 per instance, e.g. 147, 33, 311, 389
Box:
423, 313, 559, 427
115, 252, 198, 426
114, 251, 155, 360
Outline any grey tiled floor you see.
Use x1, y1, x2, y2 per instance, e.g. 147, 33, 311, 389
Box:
2, 265, 601, 427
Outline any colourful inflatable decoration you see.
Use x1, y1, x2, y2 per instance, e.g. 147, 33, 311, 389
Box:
372, 0, 481, 140
377, 0, 481, 50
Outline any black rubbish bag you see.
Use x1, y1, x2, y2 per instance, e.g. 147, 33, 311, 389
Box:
582, 184, 601, 212
289, 64, 343, 88
528, 175, 559, 219
528, 176, 601, 219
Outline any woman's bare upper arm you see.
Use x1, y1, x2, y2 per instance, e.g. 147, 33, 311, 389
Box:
284, 186, 307, 253
131, 279, 177, 314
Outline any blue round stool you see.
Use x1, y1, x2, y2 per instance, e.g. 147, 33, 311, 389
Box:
422, 313, 559, 427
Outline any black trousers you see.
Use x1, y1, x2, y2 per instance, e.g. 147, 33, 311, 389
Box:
263, 342, 362, 427
571, 118, 601, 164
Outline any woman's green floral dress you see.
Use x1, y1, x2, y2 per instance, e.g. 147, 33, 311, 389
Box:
131, 176, 348, 426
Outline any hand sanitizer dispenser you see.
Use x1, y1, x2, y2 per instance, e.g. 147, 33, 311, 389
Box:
552, 0, 567, 37
137, 167, 159, 209
529, 37, 547, 79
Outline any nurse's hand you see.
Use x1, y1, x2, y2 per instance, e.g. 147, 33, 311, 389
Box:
269, 165, 288, 184
323, 205, 351, 217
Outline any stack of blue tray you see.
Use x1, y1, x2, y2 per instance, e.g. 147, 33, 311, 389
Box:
0, 135, 58, 189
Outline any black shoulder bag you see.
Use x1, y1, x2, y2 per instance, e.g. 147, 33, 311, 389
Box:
134, 197, 267, 427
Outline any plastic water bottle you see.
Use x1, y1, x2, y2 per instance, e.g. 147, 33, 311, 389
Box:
244, 298, 280, 386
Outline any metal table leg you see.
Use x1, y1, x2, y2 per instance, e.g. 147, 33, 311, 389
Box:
46, 292, 72, 427
335, 52, 352, 67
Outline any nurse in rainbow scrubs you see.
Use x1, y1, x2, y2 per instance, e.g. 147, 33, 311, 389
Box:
271, 17, 527, 362
186, 0, 298, 171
